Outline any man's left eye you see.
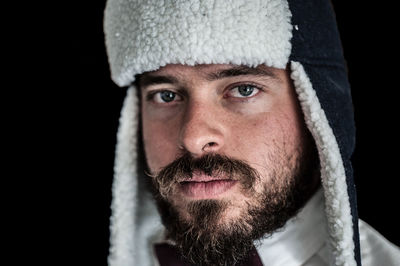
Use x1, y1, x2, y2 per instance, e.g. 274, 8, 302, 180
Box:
227, 85, 260, 98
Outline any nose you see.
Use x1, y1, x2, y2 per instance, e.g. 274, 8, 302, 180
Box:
179, 101, 225, 156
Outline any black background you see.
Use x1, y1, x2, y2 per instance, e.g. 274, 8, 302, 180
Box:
21, 1, 398, 265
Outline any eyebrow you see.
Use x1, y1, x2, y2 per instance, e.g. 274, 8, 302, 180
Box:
205, 66, 278, 81
138, 75, 179, 89
138, 66, 278, 89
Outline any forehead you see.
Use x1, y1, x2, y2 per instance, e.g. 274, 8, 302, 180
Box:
145, 63, 277, 76
147, 64, 232, 76
137, 63, 283, 87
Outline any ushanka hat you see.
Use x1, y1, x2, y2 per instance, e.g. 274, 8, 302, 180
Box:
104, 0, 359, 265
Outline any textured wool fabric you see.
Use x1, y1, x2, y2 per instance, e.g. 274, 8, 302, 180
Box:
104, 0, 292, 87
290, 61, 355, 265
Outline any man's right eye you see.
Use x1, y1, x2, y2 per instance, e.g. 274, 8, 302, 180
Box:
148, 90, 182, 104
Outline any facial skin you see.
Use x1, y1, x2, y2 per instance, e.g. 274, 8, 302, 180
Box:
139, 64, 320, 265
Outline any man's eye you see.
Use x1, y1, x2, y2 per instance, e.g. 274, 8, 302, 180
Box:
227, 85, 260, 98
151, 90, 181, 103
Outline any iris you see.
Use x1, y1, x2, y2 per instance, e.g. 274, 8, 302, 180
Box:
237, 85, 254, 97
160, 91, 176, 102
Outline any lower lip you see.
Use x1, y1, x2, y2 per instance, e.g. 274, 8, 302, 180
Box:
179, 180, 237, 199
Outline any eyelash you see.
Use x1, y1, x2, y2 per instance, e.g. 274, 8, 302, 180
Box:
145, 83, 264, 104
145, 89, 182, 103
225, 82, 264, 99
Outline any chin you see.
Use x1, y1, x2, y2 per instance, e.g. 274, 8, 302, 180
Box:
171, 192, 254, 230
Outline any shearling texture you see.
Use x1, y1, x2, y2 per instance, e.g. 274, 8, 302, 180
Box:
104, 0, 293, 87
291, 61, 356, 266
109, 87, 165, 266
108, 87, 138, 266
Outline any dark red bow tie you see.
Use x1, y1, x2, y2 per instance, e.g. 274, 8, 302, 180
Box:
154, 243, 264, 266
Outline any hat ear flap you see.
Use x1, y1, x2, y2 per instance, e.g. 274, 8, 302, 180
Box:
290, 61, 356, 266
109, 86, 139, 266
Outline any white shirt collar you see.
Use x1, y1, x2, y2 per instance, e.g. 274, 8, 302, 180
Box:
255, 188, 328, 266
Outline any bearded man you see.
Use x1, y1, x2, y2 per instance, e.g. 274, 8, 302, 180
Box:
103, 0, 400, 265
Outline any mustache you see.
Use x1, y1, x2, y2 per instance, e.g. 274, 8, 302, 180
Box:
150, 153, 260, 198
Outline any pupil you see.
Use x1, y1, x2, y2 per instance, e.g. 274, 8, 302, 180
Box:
238, 85, 254, 96
161, 91, 175, 102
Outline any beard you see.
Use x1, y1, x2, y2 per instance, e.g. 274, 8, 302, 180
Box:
148, 137, 319, 266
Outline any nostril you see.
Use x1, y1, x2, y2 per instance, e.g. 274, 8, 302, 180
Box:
202, 142, 217, 151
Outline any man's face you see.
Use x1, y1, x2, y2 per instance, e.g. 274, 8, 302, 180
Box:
140, 64, 319, 265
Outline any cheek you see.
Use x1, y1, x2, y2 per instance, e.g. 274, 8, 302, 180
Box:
228, 112, 288, 156
142, 117, 181, 173
228, 110, 304, 188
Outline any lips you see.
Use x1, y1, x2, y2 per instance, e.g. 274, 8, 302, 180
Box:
179, 173, 237, 199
